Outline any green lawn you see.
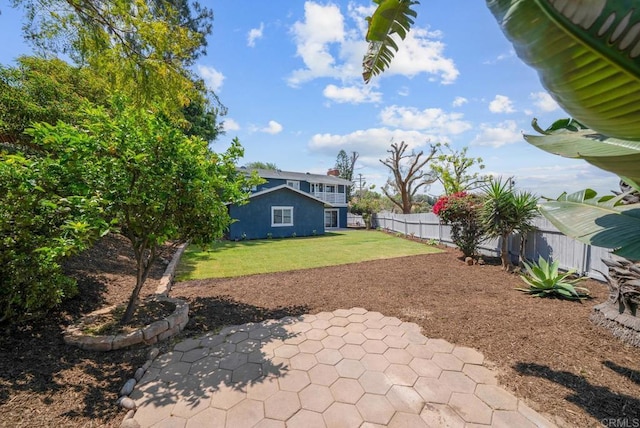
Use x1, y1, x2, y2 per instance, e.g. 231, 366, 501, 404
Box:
176, 229, 442, 280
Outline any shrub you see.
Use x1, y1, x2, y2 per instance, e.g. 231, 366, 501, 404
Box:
517, 256, 590, 300
0, 153, 107, 323
433, 192, 484, 258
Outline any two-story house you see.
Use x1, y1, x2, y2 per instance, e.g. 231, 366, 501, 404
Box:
227, 168, 352, 240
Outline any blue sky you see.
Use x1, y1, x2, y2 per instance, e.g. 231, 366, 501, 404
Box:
0, 1, 620, 198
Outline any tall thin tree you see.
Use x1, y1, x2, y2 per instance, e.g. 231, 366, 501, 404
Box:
335, 150, 359, 199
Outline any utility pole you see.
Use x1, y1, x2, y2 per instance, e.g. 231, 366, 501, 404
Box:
357, 173, 365, 195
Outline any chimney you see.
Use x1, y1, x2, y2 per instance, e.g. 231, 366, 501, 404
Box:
327, 168, 340, 177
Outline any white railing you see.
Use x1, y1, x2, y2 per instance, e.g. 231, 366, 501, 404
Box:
372, 212, 612, 281
313, 192, 346, 204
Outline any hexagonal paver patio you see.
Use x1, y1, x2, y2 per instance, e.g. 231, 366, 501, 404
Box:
126, 308, 556, 427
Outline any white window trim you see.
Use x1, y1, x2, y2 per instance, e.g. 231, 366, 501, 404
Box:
286, 180, 300, 190
272, 206, 294, 227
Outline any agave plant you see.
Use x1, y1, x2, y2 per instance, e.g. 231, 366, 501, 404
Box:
517, 256, 590, 300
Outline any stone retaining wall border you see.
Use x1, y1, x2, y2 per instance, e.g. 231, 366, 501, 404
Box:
63, 296, 189, 351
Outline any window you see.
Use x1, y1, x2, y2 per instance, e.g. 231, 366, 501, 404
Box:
272, 206, 293, 227
287, 180, 300, 190
326, 185, 336, 193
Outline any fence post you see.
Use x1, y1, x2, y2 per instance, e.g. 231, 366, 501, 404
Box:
404, 216, 408, 236
581, 243, 590, 276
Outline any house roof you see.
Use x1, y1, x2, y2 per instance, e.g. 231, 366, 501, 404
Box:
241, 168, 353, 186
234, 184, 335, 207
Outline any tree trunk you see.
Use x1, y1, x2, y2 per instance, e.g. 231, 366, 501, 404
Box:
120, 241, 155, 325
500, 233, 511, 271
518, 233, 527, 268
121, 263, 145, 325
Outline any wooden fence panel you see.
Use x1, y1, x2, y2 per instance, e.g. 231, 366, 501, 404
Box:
372, 212, 612, 280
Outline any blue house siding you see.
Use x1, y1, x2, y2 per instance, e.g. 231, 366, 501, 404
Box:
257, 178, 312, 194
339, 206, 348, 228
229, 187, 326, 240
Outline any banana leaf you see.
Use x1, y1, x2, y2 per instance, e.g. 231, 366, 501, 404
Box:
486, 0, 640, 141
539, 189, 640, 260
525, 118, 640, 184
362, 0, 419, 83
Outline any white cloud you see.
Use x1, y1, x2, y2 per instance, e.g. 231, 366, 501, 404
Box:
499, 163, 619, 198
483, 49, 516, 65
247, 23, 264, 47
196, 65, 225, 92
287, 1, 459, 86
223, 118, 240, 131
308, 127, 445, 191
489, 95, 516, 114
261, 120, 283, 135
471, 120, 522, 148
323, 84, 382, 104
379, 105, 471, 135
398, 87, 410, 97
386, 27, 459, 84
288, 2, 346, 86
308, 128, 442, 159
530, 91, 560, 112
452, 96, 468, 107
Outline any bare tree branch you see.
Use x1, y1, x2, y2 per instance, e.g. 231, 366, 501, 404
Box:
379, 141, 438, 213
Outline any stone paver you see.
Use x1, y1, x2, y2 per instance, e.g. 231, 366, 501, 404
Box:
129, 308, 557, 428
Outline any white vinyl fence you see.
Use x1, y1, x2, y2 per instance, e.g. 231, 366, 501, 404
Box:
372, 212, 612, 281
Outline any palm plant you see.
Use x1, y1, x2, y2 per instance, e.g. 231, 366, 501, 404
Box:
480, 178, 538, 271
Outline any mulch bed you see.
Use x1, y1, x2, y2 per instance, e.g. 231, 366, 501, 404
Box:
0, 234, 175, 428
0, 232, 638, 427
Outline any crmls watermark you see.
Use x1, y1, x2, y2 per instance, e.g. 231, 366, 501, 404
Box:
601, 418, 640, 428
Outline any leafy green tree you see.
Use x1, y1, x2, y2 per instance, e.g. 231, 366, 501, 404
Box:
380, 140, 438, 214
335, 150, 359, 199
28, 97, 257, 324
11, 0, 214, 115
181, 85, 225, 143
0, 56, 109, 145
432, 144, 487, 195
349, 189, 383, 229
479, 178, 538, 271
245, 162, 278, 170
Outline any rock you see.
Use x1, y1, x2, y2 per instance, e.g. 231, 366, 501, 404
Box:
118, 396, 137, 410
120, 417, 140, 428
134, 367, 146, 382
120, 378, 137, 396
142, 320, 169, 341
112, 330, 144, 350
148, 347, 160, 360
465, 257, 474, 266
477, 258, 485, 265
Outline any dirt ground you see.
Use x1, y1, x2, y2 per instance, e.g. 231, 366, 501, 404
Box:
0, 233, 639, 427
0, 234, 174, 428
